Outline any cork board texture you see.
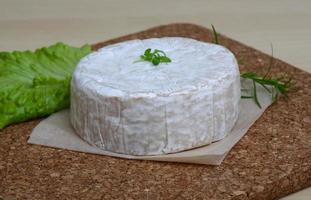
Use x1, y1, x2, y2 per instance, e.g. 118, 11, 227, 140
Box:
0, 23, 311, 200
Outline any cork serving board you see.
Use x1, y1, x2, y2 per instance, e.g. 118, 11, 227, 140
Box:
0, 23, 311, 200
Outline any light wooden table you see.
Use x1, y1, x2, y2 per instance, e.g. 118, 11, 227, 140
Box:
0, 0, 310, 199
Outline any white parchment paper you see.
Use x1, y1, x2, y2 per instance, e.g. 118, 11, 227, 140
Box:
28, 82, 273, 165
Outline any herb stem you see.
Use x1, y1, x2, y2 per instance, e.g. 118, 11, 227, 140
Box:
211, 24, 219, 45
252, 80, 262, 108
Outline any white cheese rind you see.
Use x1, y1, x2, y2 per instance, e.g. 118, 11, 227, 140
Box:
70, 37, 240, 155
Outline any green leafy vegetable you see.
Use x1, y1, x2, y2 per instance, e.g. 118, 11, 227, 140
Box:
0, 42, 91, 129
135, 48, 172, 66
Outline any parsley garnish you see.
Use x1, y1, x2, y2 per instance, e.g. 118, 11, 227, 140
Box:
134, 48, 172, 66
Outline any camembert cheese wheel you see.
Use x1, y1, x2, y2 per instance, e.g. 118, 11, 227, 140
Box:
70, 37, 240, 155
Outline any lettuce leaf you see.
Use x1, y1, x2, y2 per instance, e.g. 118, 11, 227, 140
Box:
0, 42, 91, 129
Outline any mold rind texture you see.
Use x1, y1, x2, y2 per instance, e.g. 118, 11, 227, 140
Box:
70, 37, 240, 155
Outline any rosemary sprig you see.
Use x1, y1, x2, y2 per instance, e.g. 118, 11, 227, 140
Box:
134, 48, 171, 66
240, 43, 293, 108
211, 24, 293, 108
241, 70, 293, 108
